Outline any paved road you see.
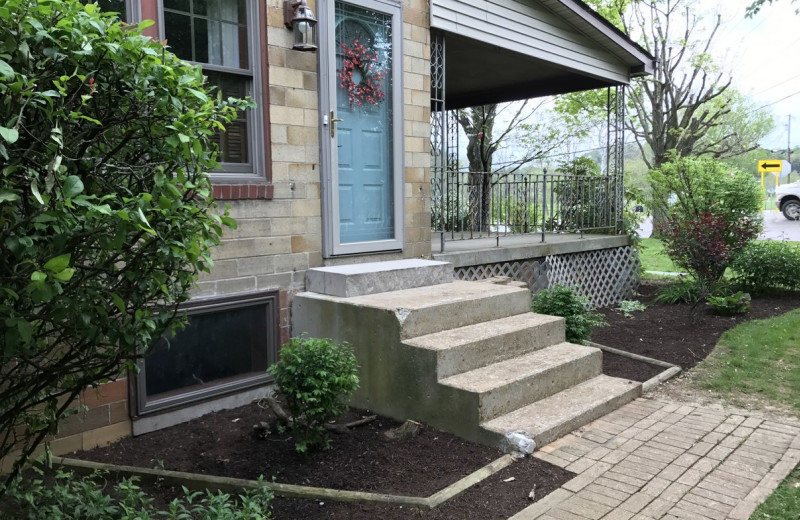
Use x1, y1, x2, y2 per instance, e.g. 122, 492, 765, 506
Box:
637, 211, 800, 241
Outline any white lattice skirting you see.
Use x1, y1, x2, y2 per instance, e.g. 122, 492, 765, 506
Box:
454, 246, 641, 308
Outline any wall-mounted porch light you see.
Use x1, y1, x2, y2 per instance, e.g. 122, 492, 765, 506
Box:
284, 0, 318, 52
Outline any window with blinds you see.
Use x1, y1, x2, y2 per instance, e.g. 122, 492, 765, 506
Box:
162, 0, 261, 174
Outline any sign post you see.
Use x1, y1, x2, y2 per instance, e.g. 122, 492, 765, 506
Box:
759, 160, 794, 211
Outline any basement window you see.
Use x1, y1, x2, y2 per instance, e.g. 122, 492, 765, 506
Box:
135, 291, 278, 415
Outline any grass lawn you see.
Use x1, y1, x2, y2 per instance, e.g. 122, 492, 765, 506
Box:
689, 309, 800, 519
695, 308, 800, 410
638, 238, 682, 275
750, 464, 800, 520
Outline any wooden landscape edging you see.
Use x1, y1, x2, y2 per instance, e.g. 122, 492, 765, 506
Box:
588, 341, 682, 392
52, 453, 516, 510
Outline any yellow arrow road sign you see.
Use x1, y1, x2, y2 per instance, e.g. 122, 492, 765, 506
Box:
758, 160, 783, 173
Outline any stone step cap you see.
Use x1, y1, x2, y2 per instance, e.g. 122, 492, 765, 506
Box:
305, 259, 454, 297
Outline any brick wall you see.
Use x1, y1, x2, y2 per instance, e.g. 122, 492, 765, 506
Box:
1, 379, 131, 473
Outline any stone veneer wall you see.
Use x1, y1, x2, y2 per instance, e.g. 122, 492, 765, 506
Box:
197, 0, 432, 346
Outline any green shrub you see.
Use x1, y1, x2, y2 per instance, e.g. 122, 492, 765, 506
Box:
707, 291, 751, 316
0, 0, 248, 483
649, 155, 762, 291
268, 336, 359, 453
730, 240, 800, 292
649, 155, 763, 225
531, 285, 606, 344
0, 465, 273, 519
654, 278, 704, 304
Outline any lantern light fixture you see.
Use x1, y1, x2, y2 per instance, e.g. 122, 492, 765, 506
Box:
284, 0, 318, 52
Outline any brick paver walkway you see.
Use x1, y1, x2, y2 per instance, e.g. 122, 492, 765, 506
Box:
511, 398, 800, 520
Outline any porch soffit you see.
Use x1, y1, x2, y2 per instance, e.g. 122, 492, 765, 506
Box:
443, 34, 623, 110
431, 0, 655, 109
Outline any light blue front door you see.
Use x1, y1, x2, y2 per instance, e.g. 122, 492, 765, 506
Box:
322, 0, 403, 255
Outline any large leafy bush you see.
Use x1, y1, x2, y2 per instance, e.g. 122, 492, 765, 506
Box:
650, 155, 762, 292
730, 240, 800, 292
0, 0, 247, 484
268, 336, 359, 453
649, 155, 762, 225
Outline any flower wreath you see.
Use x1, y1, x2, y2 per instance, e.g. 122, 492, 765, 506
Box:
337, 39, 387, 108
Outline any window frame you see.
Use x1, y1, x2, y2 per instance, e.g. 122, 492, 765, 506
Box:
134, 290, 279, 416
139, 0, 269, 184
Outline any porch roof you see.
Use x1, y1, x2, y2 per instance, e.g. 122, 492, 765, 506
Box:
430, 0, 655, 109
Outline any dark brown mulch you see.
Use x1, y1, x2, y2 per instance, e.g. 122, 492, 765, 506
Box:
597, 282, 800, 380
75, 404, 574, 520
67, 281, 800, 519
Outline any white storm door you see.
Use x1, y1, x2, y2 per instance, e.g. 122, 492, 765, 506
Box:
320, 0, 404, 256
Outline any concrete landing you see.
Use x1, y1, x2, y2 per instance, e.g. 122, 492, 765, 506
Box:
305, 259, 453, 297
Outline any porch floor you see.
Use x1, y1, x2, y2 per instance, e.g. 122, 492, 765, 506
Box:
431, 232, 630, 268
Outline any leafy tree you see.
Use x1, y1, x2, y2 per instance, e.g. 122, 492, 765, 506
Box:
455, 102, 569, 230
559, 0, 773, 171
746, 0, 799, 16
0, 0, 247, 487
625, 0, 774, 169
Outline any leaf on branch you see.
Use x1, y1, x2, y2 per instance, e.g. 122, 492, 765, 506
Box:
0, 58, 13, 80
0, 126, 19, 144
63, 176, 84, 198
44, 254, 71, 273
0, 189, 19, 203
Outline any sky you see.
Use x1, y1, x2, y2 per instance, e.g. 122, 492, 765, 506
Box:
704, 0, 800, 151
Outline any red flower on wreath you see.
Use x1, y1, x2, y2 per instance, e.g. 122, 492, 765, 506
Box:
337, 39, 387, 108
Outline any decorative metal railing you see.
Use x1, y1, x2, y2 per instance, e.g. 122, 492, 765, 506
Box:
431, 170, 624, 241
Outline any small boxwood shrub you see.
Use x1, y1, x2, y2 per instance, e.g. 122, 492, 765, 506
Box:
730, 240, 800, 292
531, 285, 606, 344
0, 465, 273, 519
268, 336, 359, 453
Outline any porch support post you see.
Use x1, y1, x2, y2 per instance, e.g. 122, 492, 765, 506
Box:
431, 30, 446, 253
607, 85, 625, 234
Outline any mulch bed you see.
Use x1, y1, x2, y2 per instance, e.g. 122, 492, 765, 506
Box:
69, 281, 800, 519
75, 406, 574, 519
597, 282, 800, 381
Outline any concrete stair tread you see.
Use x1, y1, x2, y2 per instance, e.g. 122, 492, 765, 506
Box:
405, 313, 563, 350
481, 374, 641, 446
341, 280, 529, 310
440, 342, 597, 393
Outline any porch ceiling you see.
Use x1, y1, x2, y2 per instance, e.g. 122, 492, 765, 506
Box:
430, 0, 655, 110
444, 34, 622, 110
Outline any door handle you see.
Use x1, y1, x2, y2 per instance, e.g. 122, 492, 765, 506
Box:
330, 110, 344, 138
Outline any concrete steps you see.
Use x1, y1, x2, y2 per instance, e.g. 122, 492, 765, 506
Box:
293, 260, 642, 452
440, 342, 602, 423
482, 374, 642, 447
404, 313, 565, 378
343, 280, 532, 339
